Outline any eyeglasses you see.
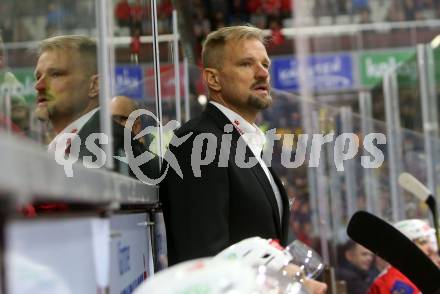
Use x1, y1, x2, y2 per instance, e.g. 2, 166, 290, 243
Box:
112, 114, 129, 124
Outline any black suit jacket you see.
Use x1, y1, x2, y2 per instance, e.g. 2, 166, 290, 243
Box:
336, 262, 373, 294
160, 103, 290, 265
76, 109, 159, 180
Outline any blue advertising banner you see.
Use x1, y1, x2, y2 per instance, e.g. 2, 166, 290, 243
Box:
115, 65, 144, 99
271, 54, 354, 91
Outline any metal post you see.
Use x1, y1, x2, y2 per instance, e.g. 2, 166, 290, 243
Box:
340, 107, 357, 218
151, 0, 164, 168
326, 132, 343, 264
418, 44, 438, 195
383, 71, 403, 221
306, 108, 320, 241
294, 0, 313, 133
172, 10, 181, 125
294, 0, 320, 239
358, 91, 380, 216
311, 110, 330, 265
426, 44, 440, 203
96, 0, 115, 169
183, 57, 190, 122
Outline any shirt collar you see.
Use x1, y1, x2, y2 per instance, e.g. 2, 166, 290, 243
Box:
48, 107, 99, 150
210, 101, 266, 150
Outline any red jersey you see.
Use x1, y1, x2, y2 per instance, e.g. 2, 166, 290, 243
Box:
130, 36, 141, 54
367, 266, 420, 294
270, 28, 285, 45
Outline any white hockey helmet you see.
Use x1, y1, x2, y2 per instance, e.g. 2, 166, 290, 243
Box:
134, 258, 257, 294
394, 219, 435, 241
214, 237, 291, 271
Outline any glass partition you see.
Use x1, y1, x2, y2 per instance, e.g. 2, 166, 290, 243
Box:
396, 54, 422, 131
431, 43, 440, 198
0, 0, 178, 179
2, 0, 440, 274
267, 78, 434, 264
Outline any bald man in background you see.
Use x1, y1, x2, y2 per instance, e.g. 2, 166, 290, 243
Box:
110, 95, 159, 180
110, 95, 145, 145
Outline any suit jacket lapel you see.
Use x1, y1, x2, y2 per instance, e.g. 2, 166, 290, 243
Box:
269, 167, 290, 244
250, 159, 282, 237
205, 104, 283, 238
76, 109, 100, 143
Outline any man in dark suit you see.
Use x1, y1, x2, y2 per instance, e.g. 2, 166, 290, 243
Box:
160, 25, 290, 265
34, 35, 158, 179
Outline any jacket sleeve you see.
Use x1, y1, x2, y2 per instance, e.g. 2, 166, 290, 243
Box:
160, 131, 229, 265
366, 281, 383, 294
365, 272, 388, 294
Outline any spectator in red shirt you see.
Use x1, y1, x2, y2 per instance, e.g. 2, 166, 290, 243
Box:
247, 0, 262, 14
130, 0, 144, 34
158, 0, 173, 34
115, 0, 131, 27
158, 0, 173, 17
262, 0, 282, 16
269, 18, 285, 46
280, 0, 293, 18
130, 28, 141, 64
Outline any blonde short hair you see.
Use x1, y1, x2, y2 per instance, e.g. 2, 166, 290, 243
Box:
38, 35, 97, 74
202, 25, 266, 68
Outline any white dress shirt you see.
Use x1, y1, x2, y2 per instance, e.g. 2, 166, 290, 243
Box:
210, 101, 283, 221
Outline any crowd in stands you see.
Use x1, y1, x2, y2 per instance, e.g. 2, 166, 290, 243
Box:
316, 0, 439, 20
113, 0, 440, 63
114, 0, 173, 35
111, 0, 440, 38
1, 0, 439, 44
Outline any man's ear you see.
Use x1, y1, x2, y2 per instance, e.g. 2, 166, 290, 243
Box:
133, 118, 143, 136
88, 74, 99, 98
345, 250, 353, 263
202, 68, 221, 92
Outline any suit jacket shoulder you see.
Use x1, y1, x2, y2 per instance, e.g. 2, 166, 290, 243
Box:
174, 104, 227, 138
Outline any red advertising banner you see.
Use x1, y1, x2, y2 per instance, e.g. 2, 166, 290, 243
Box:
144, 64, 184, 101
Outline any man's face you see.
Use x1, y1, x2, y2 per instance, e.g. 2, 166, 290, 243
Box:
347, 244, 374, 271
415, 237, 438, 262
216, 38, 272, 116
34, 48, 94, 125
110, 96, 141, 136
